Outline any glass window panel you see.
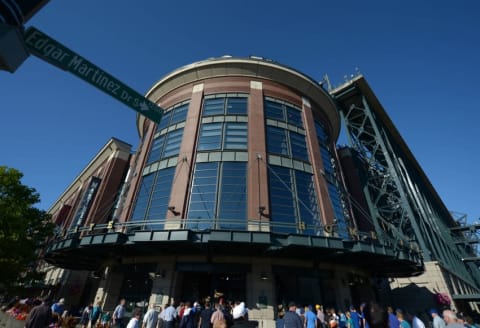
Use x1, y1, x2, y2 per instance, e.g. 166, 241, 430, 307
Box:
130, 173, 155, 222
290, 132, 309, 161
218, 162, 247, 229
268, 166, 296, 234
144, 167, 175, 230
146, 135, 166, 165
295, 171, 321, 235
187, 162, 219, 229
226, 97, 248, 115
268, 166, 322, 236
266, 126, 288, 156
224, 123, 247, 150
264, 100, 284, 121
170, 103, 189, 125
162, 128, 184, 159
327, 182, 348, 239
315, 121, 328, 143
286, 106, 303, 127
320, 146, 334, 175
198, 123, 222, 150
157, 110, 172, 132
203, 98, 225, 116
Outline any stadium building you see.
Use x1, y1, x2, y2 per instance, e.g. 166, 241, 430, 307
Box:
43, 57, 480, 323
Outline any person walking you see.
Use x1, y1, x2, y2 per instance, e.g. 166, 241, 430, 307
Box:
160, 302, 177, 328
51, 298, 65, 316
25, 296, 53, 328
305, 306, 318, 328
387, 307, 399, 328
80, 303, 93, 328
211, 303, 225, 327
179, 302, 196, 328
317, 305, 326, 328
199, 302, 214, 328
90, 301, 103, 328
396, 310, 411, 328
430, 309, 446, 328
284, 302, 303, 328
142, 304, 159, 328
126, 310, 142, 328
349, 306, 360, 328
442, 310, 464, 328
113, 298, 127, 328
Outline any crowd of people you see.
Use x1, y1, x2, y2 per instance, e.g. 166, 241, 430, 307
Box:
274, 302, 480, 328
96, 298, 257, 328
1, 295, 77, 328
4, 295, 480, 328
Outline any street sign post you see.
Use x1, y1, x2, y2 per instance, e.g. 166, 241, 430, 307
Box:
23, 26, 163, 123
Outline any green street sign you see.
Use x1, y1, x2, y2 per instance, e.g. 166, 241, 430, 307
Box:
23, 26, 163, 123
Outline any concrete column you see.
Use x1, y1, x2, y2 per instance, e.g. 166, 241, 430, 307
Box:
247, 81, 270, 231
247, 259, 275, 328
148, 262, 176, 308
166, 83, 204, 229
101, 270, 124, 311
302, 97, 335, 228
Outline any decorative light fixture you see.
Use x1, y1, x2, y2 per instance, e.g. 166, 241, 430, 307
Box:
168, 206, 180, 216
149, 270, 165, 279
260, 273, 268, 280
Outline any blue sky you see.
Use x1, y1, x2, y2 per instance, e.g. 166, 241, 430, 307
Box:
1, 1, 479, 222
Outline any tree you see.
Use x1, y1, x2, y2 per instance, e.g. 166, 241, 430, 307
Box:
0, 166, 55, 291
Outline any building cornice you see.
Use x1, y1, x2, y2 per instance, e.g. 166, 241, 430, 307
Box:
138, 57, 339, 140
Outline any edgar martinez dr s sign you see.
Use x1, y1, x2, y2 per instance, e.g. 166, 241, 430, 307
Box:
23, 26, 163, 123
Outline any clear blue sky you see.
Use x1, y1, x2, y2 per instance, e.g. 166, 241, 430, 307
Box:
1, 1, 479, 222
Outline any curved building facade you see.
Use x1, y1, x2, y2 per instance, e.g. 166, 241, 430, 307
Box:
45, 57, 423, 323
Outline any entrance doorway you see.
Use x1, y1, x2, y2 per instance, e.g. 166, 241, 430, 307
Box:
180, 272, 246, 302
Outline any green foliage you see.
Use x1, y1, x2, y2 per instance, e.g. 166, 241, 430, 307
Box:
0, 166, 55, 291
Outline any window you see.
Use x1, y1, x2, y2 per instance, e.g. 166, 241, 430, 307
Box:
224, 123, 248, 149
198, 122, 247, 151
187, 162, 219, 229
217, 162, 247, 229
328, 181, 348, 239
145, 167, 176, 229
286, 105, 303, 126
266, 126, 309, 162
203, 98, 225, 116
187, 162, 247, 230
290, 131, 309, 161
170, 103, 189, 125
157, 110, 172, 132
146, 128, 184, 164
130, 173, 156, 222
203, 96, 248, 116
130, 168, 176, 230
226, 97, 248, 115
157, 102, 189, 132
315, 120, 349, 239
264, 99, 303, 127
70, 177, 101, 228
265, 100, 284, 121
268, 166, 321, 235
266, 126, 288, 156
198, 123, 222, 151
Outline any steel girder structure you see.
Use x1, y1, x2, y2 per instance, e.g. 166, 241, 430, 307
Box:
331, 76, 480, 287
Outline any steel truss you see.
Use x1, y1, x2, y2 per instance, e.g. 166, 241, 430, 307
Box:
333, 79, 480, 287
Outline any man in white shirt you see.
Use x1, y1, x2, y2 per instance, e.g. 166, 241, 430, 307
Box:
127, 310, 141, 328
411, 313, 425, 328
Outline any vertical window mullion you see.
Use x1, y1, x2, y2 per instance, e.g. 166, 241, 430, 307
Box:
215, 162, 223, 227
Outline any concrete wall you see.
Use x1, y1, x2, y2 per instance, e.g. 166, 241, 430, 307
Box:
389, 261, 457, 312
